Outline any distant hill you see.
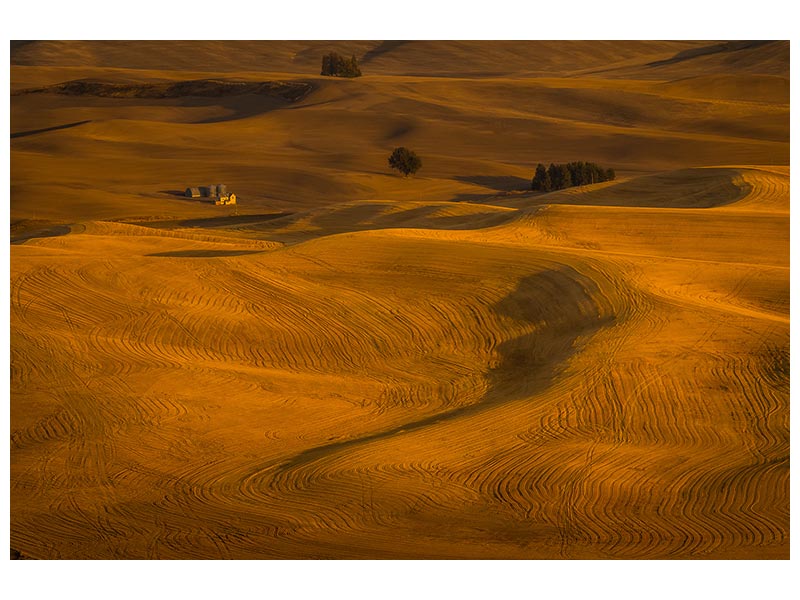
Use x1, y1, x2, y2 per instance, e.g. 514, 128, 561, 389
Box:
11, 40, 787, 78
13, 78, 313, 102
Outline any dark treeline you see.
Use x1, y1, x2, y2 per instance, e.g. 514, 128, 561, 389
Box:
531, 162, 615, 192
321, 52, 362, 77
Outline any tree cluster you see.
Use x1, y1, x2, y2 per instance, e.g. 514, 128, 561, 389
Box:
388, 147, 422, 177
531, 162, 615, 192
321, 52, 362, 77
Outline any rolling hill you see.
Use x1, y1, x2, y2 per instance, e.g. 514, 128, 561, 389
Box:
9, 40, 789, 559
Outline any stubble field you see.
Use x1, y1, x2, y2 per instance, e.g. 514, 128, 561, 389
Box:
9, 40, 789, 559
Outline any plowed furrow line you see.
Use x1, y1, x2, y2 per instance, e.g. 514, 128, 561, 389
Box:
210, 267, 508, 389
713, 355, 788, 460
727, 168, 789, 212
88, 311, 183, 375
24, 264, 134, 329
11, 407, 80, 450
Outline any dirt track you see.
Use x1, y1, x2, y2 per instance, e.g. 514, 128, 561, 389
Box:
10, 41, 789, 559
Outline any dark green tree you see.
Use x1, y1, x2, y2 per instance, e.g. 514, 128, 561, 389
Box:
547, 163, 559, 189
557, 164, 573, 189
534, 161, 614, 190
548, 163, 571, 189
566, 162, 579, 186
566, 161, 579, 186
347, 54, 362, 77
321, 52, 362, 77
586, 162, 599, 184
531, 163, 552, 191
321, 53, 333, 76
388, 147, 422, 177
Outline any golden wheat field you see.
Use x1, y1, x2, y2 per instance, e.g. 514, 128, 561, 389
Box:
9, 40, 789, 560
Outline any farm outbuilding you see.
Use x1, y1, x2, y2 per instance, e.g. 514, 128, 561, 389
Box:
215, 193, 237, 206
185, 183, 236, 205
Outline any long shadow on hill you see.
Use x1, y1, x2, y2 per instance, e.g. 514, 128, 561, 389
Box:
158, 190, 214, 205
136, 201, 519, 246
308, 203, 455, 231
241, 202, 520, 245
127, 94, 308, 124
361, 41, 410, 64
455, 175, 531, 192
189, 95, 299, 124
11, 221, 72, 244
147, 249, 266, 258
450, 175, 531, 205
451, 191, 528, 204
266, 266, 614, 474
521, 168, 753, 209
180, 213, 292, 228
11, 120, 91, 139
133, 213, 293, 230
13, 79, 317, 125
646, 40, 774, 68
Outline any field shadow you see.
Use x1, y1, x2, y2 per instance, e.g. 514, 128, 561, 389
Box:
455, 175, 531, 192
647, 40, 773, 68
271, 267, 614, 473
523, 169, 752, 209
147, 249, 266, 258
451, 192, 502, 204
157, 190, 217, 205
284, 203, 518, 240
14, 80, 316, 125
361, 41, 410, 64
384, 121, 415, 141
160, 189, 187, 197
189, 95, 294, 124
11, 221, 72, 244
133, 213, 293, 231
11, 120, 91, 139
179, 213, 292, 228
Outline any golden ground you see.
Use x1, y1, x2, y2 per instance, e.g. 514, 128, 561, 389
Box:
9, 41, 789, 559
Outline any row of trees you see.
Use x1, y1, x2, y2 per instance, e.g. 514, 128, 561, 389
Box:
317, 55, 616, 189
384, 151, 616, 186
321, 52, 362, 77
531, 162, 615, 192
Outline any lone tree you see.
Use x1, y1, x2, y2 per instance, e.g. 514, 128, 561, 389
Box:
321, 52, 362, 77
388, 147, 422, 177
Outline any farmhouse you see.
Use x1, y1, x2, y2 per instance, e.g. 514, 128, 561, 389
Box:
184, 184, 237, 205
215, 193, 236, 206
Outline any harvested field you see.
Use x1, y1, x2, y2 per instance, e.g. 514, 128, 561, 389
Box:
9, 40, 789, 560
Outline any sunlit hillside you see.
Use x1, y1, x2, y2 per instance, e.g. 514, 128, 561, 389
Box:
10, 40, 789, 559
